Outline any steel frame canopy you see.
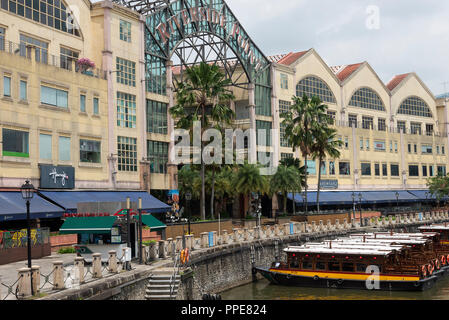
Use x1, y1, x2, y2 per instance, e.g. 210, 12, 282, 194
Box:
112, 0, 272, 93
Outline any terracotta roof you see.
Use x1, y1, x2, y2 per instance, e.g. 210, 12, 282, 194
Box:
276, 50, 309, 66
267, 54, 288, 63
332, 63, 364, 82
386, 73, 411, 91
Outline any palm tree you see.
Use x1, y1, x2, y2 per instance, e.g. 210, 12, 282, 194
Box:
178, 165, 201, 200
311, 125, 343, 213
269, 165, 303, 216
170, 62, 235, 220
282, 94, 328, 215
234, 163, 268, 218
279, 158, 306, 214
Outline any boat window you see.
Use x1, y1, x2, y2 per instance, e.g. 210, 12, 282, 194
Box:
342, 263, 354, 272
356, 264, 366, 272
328, 262, 340, 271
315, 261, 326, 270
290, 257, 299, 268
302, 259, 313, 270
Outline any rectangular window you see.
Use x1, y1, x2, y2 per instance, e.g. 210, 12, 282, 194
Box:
328, 262, 340, 271
306, 160, 316, 175
409, 165, 419, 177
408, 144, 411, 153
374, 140, 386, 151
443, 146, 445, 155
117, 92, 136, 127
360, 138, 364, 150
256, 120, 272, 147
391, 164, 400, 177
411, 122, 422, 135
2, 128, 29, 157
375, 163, 380, 176
348, 114, 357, 128
329, 161, 336, 175
280, 73, 288, 89
93, 97, 99, 115
147, 140, 168, 174
281, 153, 293, 161
3, 76, 11, 96
147, 100, 168, 134
390, 141, 393, 152
80, 94, 86, 112
119, 19, 131, 42
60, 47, 79, 70
116, 57, 136, 87
342, 263, 354, 272
361, 163, 371, 176
382, 163, 388, 176
422, 165, 427, 177
117, 136, 137, 172
327, 111, 336, 125
437, 146, 440, 155
395, 142, 398, 153
438, 166, 447, 176
365, 139, 370, 150
39, 133, 52, 160
344, 137, 349, 149
58, 136, 71, 161
40, 85, 68, 108
320, 161, 326, 175
421, 144, 433, 154
397, 121, 406, 133
20, 34, 48, 63
80, 139, 101, 163
430, 165, 434, 177
339, 162, 350, 175
426, 124, 434, 136
280, 123, 290, 148
302, 259, 313, 270
279, 100, 291, 116
19, 80, 27, 100
0, 27, 5, 51
378, 118, 386, 131
362, 116, 373, 130
414, 144, 417, 153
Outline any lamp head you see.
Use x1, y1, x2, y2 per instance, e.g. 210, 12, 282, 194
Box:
21, 180, 35, 200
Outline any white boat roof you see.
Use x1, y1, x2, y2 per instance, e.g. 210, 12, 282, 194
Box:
284, 246, 394, 256
304, 242, 404, 251
350, 233, 437, 240
418, 225, 449, 231
347, 236, 429, 245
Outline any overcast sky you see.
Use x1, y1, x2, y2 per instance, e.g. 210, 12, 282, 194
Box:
224, 0, 449, 96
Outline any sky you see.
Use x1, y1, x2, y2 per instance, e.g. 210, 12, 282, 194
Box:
224, 0, 449, 96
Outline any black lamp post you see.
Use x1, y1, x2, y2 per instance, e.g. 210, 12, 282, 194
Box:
21, 180, 34, 296
186, 192, 192, 235
358, 193, 363, 227
351, 192, 356, 225
395, 192, 399, 211
138, 197, 143, 265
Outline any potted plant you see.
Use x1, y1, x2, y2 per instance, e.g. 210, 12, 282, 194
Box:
76, 58, 95, 74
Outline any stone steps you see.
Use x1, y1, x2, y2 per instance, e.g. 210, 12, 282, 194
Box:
145, 271, 180, 301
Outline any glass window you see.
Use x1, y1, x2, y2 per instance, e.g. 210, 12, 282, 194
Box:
280, 73, 288, 89
408, 144, 411, 153
360, 138, 364, 150
256, 120, 272, 147
58, 136, 70, 161
378, 118, 386, 131
117, 92, 136, 127
320, 161, 326, 175
409, 165, 419, 177
374, 141, 386, 151
339, 162, 350, 175
80, 139, 101, 163
147, 140, 168, 174
422, 165, 427, 177
41, 85, 68, 108
430, 165, 434, 177
349, 87, 385, 111
426, 124, 434, 136
438, 166, 447, 176
60, 47, 78, 70
342, 263, 354, 272
2, 129, 29, 157
39, 133, 52, 159
296, 76, 336, 104
328, 262, 340, 271
344, 137, 349, 149
117, 136, 137, 172
20, 34, 48, 63
437, 146, 440, 155
356, 264, 366, 272
116, 57, 136, 87
145, 55, 166, 95
3, 76, 11, 96
397, 121, 406, 133
365, 139, 370, 150
382, 163, 388, 176
375, 163, 380, 176
281, 153, 293, 161
256, 84, 271, 116
362, 116, 373, 130
327, 110, 336, 125
398, 96, 432, 118
280, 123, 290, 148
361, 163, 371, 176
422, 145, 432, 154
0, 27, 5, 51
411, 122, 422, 135
391, 164, 399, 177
443, 146, 445, 155
414, 144, 417, 153
279, 100, 291, 116
93, 97, 99, 115
147, 99, 168, 134
315, 261, 326, 270
80, 94, 86, 112
306, 160, 316, 175
329, 161, 336, 175
348, 114, 357, 128
20, 80, 27, 100
302, 259, 313, 270
395, 142, 398, 153
119, 19, 131, 42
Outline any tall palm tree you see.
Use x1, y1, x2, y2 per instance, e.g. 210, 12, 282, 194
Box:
269, 165, 303, 215
311, 125, 343, 213
170, 62, 235, 220
282, 94, 328, 215
234, 163, 268, 218
279, 158, 306, 214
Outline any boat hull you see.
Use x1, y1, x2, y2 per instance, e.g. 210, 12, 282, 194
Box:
255, 267, 439, 292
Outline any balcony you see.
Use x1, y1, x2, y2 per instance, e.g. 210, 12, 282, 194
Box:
0, 40, 107, 80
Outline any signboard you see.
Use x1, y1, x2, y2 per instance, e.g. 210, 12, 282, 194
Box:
320, 179, 339, 190
39, 164, 75, 189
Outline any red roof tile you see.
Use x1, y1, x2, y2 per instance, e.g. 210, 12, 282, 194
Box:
386, 73, 410, 91
334, 63, 363, 82
277, 51, 309, 66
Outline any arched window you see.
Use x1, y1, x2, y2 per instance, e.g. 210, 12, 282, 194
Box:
296, 76, 336, 104
397, 96, 432, 118
349, 87, 385, 111
1, 0, 81, 37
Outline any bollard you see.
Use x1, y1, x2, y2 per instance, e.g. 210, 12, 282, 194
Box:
75, 257, 85, 283
222, 230, 228, 244
186, 235, 193, 250
108, 251, 118, 273
175, 236, 183, 252
253, 226, 260, 240
31, 266, 40, 295
233, 229, 239, 242
283, 223, 290, 235
166, 238, 173, 256
52, 261, 64, 290
201, 232, 209, 248
243, 228, 249, 241
159, 240, 167, 259
213, 231, 217, 246
17, 268, 31, 298
150, 242, 159, 260
327, 220, 333, 231
92, 253, 102, 278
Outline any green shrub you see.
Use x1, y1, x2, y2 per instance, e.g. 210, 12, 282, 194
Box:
57, 247, 76, 254
143, 240, 157, 246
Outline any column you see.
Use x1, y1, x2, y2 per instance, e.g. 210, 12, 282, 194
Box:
166, 60, 178, 190
248, 83, 257, 164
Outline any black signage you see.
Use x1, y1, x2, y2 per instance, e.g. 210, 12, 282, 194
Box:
39, 164, 75, 189
320, 179, 338, 190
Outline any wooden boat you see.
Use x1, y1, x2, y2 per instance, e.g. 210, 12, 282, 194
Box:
255, 231, 449, 291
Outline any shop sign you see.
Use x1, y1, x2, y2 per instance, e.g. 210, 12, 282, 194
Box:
320, 179, 339, 190
39, 165, 75, 189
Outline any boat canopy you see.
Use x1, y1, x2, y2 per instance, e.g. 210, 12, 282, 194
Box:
283, 246, 395, 256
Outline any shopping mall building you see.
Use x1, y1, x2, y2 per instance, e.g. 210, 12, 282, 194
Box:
0, 0, 448, 225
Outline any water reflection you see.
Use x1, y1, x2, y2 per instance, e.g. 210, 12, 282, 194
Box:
221, 276, 449, 300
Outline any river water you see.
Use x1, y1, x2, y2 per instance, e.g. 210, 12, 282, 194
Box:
221, 276, 449, 300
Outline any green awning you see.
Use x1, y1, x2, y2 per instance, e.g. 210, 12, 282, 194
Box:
59, 216, 118, 235
141, 214, 166, 230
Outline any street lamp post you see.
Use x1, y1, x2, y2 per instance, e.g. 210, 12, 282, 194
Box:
21, 180, 34, 296
186, 192, 192, 235
395, 192, 399, 211
352, 192, 356, 226
358, 193, 363, 227
138, 197, 143, 265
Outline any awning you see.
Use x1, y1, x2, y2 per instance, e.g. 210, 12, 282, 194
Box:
288, 192, 356, 206
39, 191, 171, 213
59, 216, 118, 234
141, 214, 166, 230
407, 190, 447, 201
0, 192, 64, 222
